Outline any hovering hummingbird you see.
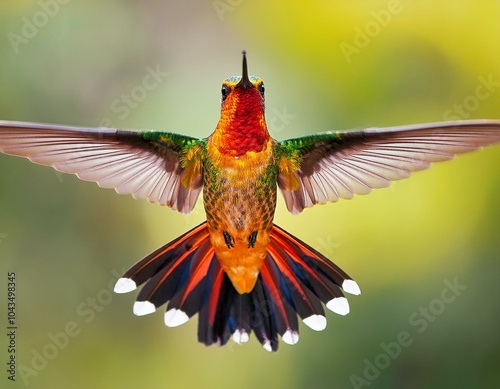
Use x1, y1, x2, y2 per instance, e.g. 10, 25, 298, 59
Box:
1, 52, 500, 352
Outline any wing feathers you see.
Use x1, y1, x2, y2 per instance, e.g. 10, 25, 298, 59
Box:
278, 120, 500, 214
0, 121, 203, 213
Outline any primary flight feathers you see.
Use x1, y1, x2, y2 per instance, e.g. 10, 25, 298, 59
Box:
0, 121, 202, 213
1, 120, 499, 215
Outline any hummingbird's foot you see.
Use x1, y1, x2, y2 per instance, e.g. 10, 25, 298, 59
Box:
223, 230, 235, 248
248, 231, 258, 248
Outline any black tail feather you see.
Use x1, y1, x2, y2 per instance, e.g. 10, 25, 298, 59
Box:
114, 222, 360, 351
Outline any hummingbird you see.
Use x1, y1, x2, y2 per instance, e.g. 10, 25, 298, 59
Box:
1, 52, 500, 352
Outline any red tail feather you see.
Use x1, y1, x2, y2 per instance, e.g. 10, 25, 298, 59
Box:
114, 222, 360, 351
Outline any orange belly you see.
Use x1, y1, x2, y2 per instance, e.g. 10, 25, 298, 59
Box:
209, 228, 270, 294
203, 139, 278, 293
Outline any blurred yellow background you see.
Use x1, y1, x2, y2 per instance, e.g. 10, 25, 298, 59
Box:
1, 1, 500, 388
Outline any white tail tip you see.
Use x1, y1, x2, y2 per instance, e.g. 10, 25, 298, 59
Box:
282, 330, 299, 345
114, 277, 137, 294
342, 279, 361, 295
164, 309, 189, 327
133, 301, 156, 316
303, 314, 327, 331
326, 297, 350, 316
232, 329, 250, 345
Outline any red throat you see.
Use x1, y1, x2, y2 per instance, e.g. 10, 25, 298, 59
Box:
213, 88, 269, 156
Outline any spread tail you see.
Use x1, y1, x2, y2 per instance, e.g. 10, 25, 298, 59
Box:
114, 221, 360, 352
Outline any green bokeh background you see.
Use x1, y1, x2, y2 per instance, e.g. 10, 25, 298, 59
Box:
1, 1, 500, 388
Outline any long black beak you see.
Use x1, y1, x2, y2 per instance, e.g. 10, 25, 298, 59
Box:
235, 50, 253, 89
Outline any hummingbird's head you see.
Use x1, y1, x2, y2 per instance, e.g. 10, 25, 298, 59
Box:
219, 51, 265, 112
212, 51, 269, 156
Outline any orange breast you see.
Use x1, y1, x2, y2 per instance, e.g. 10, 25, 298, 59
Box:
203, 138, 278, 293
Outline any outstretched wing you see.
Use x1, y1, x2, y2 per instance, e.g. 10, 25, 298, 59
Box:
0, 120, 204, 214
277, 120, 500, 214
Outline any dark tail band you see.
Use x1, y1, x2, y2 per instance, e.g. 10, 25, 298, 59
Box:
114, 221, 360, 352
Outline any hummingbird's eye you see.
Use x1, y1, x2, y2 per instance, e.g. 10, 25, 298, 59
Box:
221, 85, 231, 101
258, 83, 265, 98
